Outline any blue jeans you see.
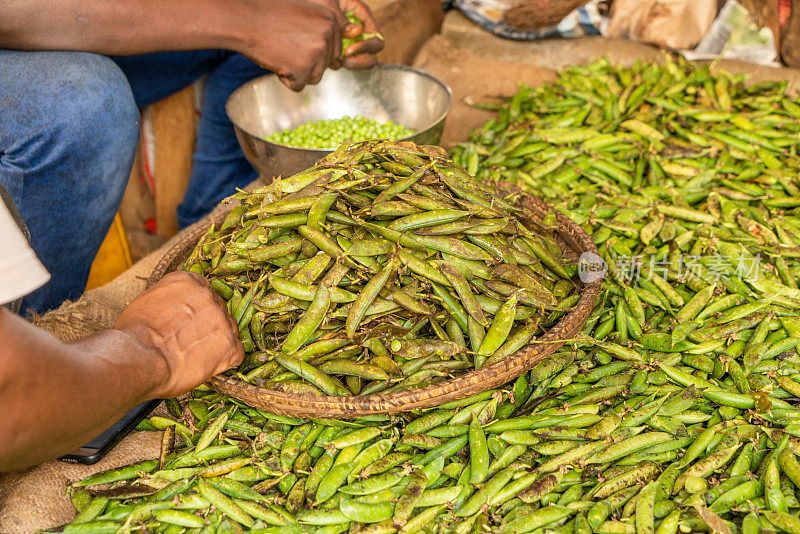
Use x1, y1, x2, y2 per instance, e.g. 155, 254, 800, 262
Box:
0, 50, 267, 313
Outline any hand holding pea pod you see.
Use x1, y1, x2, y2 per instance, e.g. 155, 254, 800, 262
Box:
338, 3, 383, 68
114, 271, 244, 399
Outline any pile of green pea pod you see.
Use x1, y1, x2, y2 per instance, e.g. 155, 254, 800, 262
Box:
447, 56, 800, 531
55, 56, 800, 534
178, 140, 576, 397
51, 340, 800, 534
56, 366, 588, 534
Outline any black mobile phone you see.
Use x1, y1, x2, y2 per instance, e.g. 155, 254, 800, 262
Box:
60, 400, 161, 465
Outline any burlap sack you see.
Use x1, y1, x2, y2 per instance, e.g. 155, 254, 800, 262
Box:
607, 0, 717, 50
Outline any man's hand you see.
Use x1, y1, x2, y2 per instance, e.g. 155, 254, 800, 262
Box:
114, 271, 244, 399
242, 0, 346, 90
339, 0, 383, 69
1, 0, 381, 92
243, 0, 382, 90
0, 270, 243, 470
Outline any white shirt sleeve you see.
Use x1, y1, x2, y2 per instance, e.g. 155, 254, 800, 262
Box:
0, 197, 50, 305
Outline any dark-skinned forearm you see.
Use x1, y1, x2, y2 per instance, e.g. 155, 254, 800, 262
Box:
0, 309, 167, 472
0, 0, 254, 55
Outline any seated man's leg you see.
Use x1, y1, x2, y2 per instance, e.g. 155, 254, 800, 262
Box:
111, 50, 231, 108
177, 54, 268, 228
0, 51, 139, 314
111, 51, 268, 228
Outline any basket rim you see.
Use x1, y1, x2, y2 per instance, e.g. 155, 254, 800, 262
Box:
147, 185, 602, 418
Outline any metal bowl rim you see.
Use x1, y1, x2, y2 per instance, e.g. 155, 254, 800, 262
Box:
225, 63, 454, 154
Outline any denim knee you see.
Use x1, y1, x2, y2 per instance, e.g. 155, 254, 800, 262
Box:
0, 51, 140, 312
1, 51, 139, 200
61, 52, 141, 164
61, 53, 140, 214
38, 52, 138, 186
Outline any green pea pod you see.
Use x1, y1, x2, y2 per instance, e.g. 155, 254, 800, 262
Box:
315, 461, 357, 505
485, 444, 526, 479
298, 224, 363, 271
708, 480, 763, 514
206, 476, 266, 501
269, 276, 356, 303
153, 509, 205, 529
455, 466, 516, 517
467, 417, 490, 484
441, 264, 488, 327
477, 295, 517, 359
73, 460, 158, 487
73, 497, 109, 524
519, 472, 562, 503
679, 425, 716, 468
306, 449, 336, 502
330, 427, 382, 449
61, 521, 121, 534
197, 480, 254, 528
741, 513, 761, 534
275, 355, 349, 396
393, 468, 427, 526
536, 441, 607, 474
405, 410, 456, 435
295, 508, 349, 525
488, 472, 538, 508
346, 257, 398, 338
339, 471, 403, 496
589, 462, 659, 500
346, 438, 397, 484
196, 412, 229, 453
234, 500, 288, 526
387, 209, 469, 232
675, 439, 741, 495
319, 359, 389, 381
502, 505, 570, 533
635, 481, 658, 534
360, 453, 413, 483
281, 283, 331, 354
484, 323, 537, 366
339, 498, 394, 524
398, 504, 444, 534
763, 510, 800, 533
70, 489, 92, 514
307, 192, 338, 231
765, 453, 788, 513
586, 432, 672, 465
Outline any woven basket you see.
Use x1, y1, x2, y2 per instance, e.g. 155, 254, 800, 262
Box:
148, 185, 602, 418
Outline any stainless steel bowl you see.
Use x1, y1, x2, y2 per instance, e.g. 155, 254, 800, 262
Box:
226, 64, 453, 180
